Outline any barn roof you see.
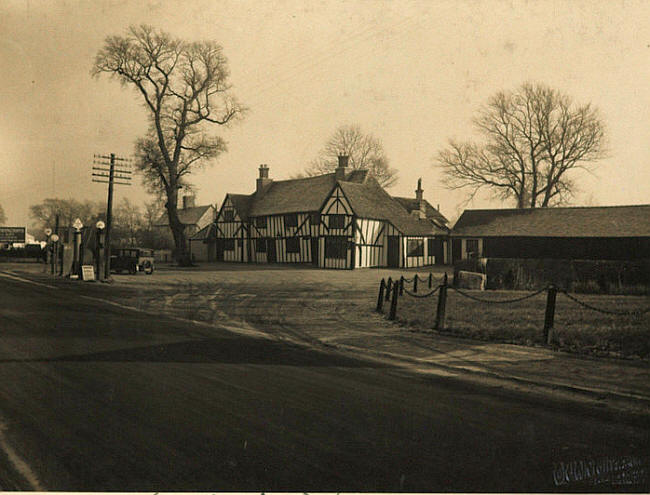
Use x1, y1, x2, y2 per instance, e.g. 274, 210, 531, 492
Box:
393, 197, 449, 227
453, 205, 650, 238
338, 180, 446, 236
155, 205, 213, 227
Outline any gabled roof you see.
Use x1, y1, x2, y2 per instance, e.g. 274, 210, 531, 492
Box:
220, 169, 447, 236
227, 194, 254, 221
338, 179, 446, 236
189, 222, 216, 241
393, 197, 449, 227
155, 205, 213, 227
247, 171, 366, 217
453, 205, 650, 238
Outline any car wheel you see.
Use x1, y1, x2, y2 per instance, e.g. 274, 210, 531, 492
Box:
144, 261, 154, 275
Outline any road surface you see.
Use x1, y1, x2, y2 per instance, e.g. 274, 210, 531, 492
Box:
0, 273, 647, 491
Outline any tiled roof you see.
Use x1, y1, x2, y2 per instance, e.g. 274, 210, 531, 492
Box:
393, 197, 449, 227
155, 205, 213, 227
453, 205, 650, 238
339, 180, 446, 236
247, 171, 365, 217
222, 170, 446, 237
189, 223, 215, 241
228, 194, 253, 221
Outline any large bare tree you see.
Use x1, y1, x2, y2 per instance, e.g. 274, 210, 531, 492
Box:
300, 125, 398, 187
93, 25, 243, 263
436, 83, 606, 208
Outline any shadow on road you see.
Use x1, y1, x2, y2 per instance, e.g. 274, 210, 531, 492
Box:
0, 336, 395, 367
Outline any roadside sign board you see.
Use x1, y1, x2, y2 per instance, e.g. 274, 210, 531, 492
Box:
0, 227, 26, 243
81, 265, 95, 281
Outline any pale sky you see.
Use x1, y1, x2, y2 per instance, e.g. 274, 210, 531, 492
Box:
1, 0, 649, 229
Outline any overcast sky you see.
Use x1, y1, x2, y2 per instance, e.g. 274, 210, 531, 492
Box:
1, 0, 649, 229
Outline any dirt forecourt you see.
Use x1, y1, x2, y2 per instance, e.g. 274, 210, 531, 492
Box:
3, 261, 649, 417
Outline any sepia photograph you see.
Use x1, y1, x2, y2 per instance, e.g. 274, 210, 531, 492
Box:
0, 0, 648, 492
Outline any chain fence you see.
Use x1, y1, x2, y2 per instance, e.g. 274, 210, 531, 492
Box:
559, 289, 650, 317
375, 274, 649, 343
449, 286, 548, 304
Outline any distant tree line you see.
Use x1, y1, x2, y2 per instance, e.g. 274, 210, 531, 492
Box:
29, 198, 172, 249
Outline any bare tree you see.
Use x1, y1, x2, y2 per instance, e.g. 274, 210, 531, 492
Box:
436, 83, 606, 208
112, 198, 143, 247
93, 25, 244, 263
0, 204, 6, 225
300, 125, 398, 187
29, 199, 104, 233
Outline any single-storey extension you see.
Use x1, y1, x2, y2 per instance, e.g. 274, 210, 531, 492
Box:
451, 204, 650, 261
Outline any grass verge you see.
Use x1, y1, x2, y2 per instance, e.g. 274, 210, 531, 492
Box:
389, 289, 650, 360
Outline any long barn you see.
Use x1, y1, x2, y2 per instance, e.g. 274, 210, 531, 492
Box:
451, 205, 650, 262
199, 157, 449, 269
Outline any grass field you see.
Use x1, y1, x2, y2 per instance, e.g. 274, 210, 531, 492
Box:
387, 281, 650, 359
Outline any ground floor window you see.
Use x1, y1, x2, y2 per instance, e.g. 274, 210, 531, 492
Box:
286, 237, 300, 253
407, 238, 424, 257
325, 236, 348, 259
224, 239, 235, 251
255, 238, 267, 253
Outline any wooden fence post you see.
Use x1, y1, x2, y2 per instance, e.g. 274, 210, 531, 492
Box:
413, 274, 418, 293
386, 277, 393, 301
543, 286, 557, 345
388, 282, 399, 320
428, 272, 433, 288
399, 276, 404, 296
376, 278, 386, 312
435, 273, 448, 330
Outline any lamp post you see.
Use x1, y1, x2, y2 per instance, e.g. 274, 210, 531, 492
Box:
44, 228, 52, 273
72, 218, 83, 278
95, 220, 105, 280
50, 234, 59, 276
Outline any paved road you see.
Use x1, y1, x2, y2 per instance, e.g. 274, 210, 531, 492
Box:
0, 274, 647, 491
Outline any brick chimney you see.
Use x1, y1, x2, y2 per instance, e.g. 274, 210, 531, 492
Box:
256, 164, 273, 195
182, 195, 196, 209
414, 178, 426, 219
335, 155, 349, 180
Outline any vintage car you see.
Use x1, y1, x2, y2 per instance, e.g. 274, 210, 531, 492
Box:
110, 247, 155, 274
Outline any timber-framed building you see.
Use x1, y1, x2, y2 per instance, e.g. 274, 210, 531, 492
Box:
196, 156, 449, 269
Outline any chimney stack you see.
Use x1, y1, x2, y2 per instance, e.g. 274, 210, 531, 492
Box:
335, 155, 349, 180
182, 195, 196, 209
256, 164, 273, 195
415, 178, 426, 219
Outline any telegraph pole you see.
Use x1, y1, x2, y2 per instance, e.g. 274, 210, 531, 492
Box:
93, 153, 132, 280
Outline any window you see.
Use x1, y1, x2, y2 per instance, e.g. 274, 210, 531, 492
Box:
325, 236, 348, 259
328, 214, 345, 230
255, 238, 267, 253
407, 239, 424, 257
427, 238, 436, 255
255, 217, 267, 229
224, 239, 235, 251
310, 213, 321, 225
223, 210, 234, 222
286, 237, 300, 254
284, 214, 298, 228
466, 239, 479, 257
